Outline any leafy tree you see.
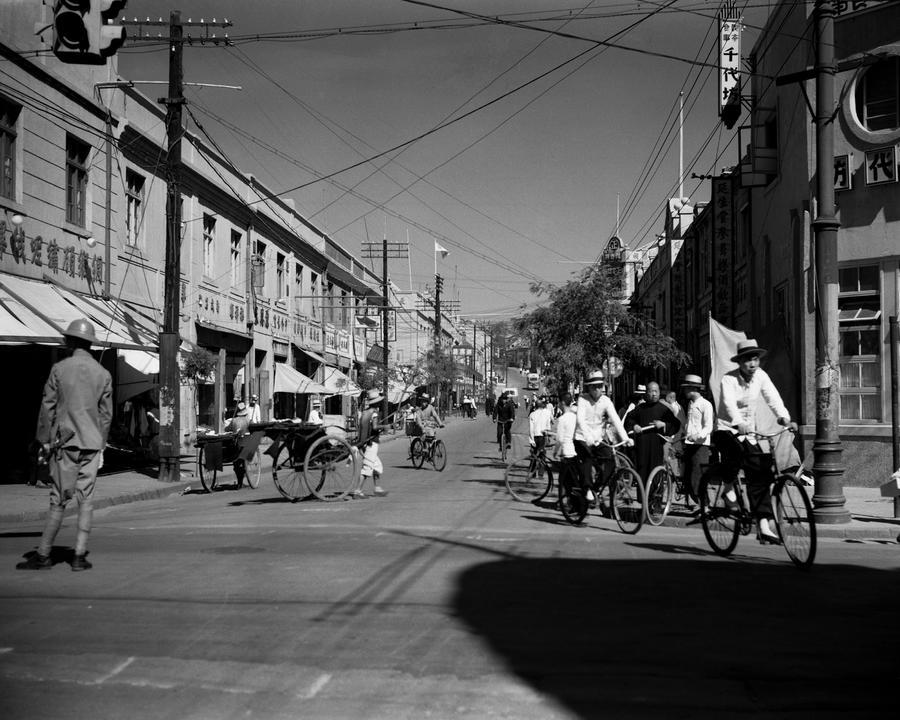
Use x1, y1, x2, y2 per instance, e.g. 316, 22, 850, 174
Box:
514, 264, 690, 393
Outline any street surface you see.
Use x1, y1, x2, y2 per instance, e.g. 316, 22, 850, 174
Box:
1, 408, 898, 719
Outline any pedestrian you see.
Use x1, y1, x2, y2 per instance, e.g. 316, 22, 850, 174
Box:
624, 381, 681, 483
356, 388, 389, 498
226, 401, 251, 488
248, 394, 261, 424
307, 398, 323, 426
553, 393, 580, 493
680, 374, 714, 507
619, 384, 646, 419
528, 394, 554, 460
17, 319, 112, 572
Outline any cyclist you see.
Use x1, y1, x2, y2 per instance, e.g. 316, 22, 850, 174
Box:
492, 390, 516, 456
528, 394, 554, 475
553, 392, 580, 491
575, 370, 632, 504
415, 394, 445, 449
715, 339, 798, 545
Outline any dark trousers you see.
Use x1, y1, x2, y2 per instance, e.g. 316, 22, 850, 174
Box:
497, 420, 512, 448
682, 443, 711, 501
712, 430, 775, 520
573, 440, 614, 495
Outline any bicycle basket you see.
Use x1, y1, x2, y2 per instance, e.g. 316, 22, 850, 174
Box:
405, 420, 423, 437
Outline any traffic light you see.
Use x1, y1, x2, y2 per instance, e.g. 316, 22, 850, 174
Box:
53, 1, 127, 65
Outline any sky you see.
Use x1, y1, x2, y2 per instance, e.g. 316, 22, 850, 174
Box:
117, 1, 778, 321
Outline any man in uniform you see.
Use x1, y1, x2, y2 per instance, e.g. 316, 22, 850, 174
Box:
18, 319, 112, 571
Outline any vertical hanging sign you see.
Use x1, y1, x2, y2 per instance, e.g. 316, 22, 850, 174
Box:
719, 3, 742, 128
712, 175, 734, 323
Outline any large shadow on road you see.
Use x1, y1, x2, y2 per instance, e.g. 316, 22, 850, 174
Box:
452, 547, 898, 718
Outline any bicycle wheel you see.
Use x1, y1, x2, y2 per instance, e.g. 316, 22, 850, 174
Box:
198, 446, 218, 493
501, 440, 508, 463
304, 436, 358, 502
699, 469, 740, 555
431, 439, 448, 471
645, 465, 674, 526
505, 455, 552, 502
244, 447, 262, 489
558, 469, 587, 525
410, 438, 426, 468
272, 442, 306, 501
611, 466, 645, 534
774, 475, 817, 569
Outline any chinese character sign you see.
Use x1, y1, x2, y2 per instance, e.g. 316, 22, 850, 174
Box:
834, 155, 851, 191
865, 147, 897, 186
719, 17, 741, 120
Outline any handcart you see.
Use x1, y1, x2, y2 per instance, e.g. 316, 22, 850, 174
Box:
266, 421, 359, 502
194, 429, 265, 492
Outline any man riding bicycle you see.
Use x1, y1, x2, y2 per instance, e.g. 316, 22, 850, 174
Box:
715, 339, 798, 545
415, 394, 444, 446
492, 390, 516, 455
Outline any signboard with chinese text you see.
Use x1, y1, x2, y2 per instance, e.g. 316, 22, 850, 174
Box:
718, 14, 742, 126
835, 0, 894, 18
712, 176, 735, 323
865, 146, 897, 186
834, 154, 851, 191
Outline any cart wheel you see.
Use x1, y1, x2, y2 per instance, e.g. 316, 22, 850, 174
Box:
245, 447, 262, 489
198, 446, 218, 493
272, 442, 305, 502
304, 435, 358, 501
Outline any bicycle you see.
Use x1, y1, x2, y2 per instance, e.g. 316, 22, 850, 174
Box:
699, 427, 816, 569
409, 431, 448, 471
644, 435, 695, 526
559, 439, 646, 533
505, 441, 554, 503
496, 419, 513, 463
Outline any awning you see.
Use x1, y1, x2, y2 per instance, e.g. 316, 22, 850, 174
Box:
322, 366, 360, 395
388, 380, 412, 405
116, 350, 159, 404
120, 349, 159, 374
0, 274, 154, 350
293, 344, 325, 364
0, 282, 60, 344
274, 362, 328, 394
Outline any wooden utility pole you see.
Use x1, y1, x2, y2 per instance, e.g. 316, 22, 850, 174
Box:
157, 11, 184, 482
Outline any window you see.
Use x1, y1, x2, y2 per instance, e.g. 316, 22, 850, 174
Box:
855, 56, 899, 132
66, 135, 90, 227
253, 240, 266, 297
310, 272, 318, 317
0, 96, 20, 201
230, 231, 242, 288
276, 252, 285, 298
294, 263, 304, 305
326, 282, 335, 324
202, 214, 215, 278
125, 170, 144, 247
341, 290, 349, 327
839, 265, 882, 422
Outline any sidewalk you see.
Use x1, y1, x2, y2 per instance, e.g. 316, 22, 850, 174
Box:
2, 436, 898, 539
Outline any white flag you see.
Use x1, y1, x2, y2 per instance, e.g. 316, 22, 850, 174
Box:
434, 241, 449, 258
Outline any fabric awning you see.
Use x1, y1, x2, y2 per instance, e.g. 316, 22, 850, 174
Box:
0, 274, 154, 350
116, 350, 159, 404
274, 362, 328, 394
321, 366, 360, 395
387, 380, 412, 405
293, 344, 325, 364
0, 282, 60, 344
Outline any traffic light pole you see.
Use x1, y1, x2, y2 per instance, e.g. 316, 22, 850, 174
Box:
157, 11, 183, 483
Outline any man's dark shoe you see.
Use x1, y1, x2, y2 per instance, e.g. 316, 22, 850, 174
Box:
71, 554, 93, 572
17, 553, 52, 570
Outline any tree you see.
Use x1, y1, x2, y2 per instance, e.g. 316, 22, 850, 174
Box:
514, 264, 690, 393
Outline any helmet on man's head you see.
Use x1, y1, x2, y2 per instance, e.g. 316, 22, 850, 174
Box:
62, 318, 98, 345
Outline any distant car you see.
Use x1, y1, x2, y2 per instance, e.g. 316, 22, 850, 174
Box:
526, 372, 540, 390
502, 387, 519, 400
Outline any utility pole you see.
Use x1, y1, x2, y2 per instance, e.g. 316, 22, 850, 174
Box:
126, 14, 233, 482
362, 239, 407, 420
811, 0, 849, 523
157, 11, 184, 483
434, 273, 443, 351
472, 321, 477, 397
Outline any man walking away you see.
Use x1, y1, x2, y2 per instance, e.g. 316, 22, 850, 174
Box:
680, 374, 714, 507
18, 319, 112, 571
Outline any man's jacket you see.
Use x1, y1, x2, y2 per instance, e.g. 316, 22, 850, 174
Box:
36, 348, 112, 451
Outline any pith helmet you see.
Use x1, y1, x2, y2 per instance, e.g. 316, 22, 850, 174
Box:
62, 318, 98, 344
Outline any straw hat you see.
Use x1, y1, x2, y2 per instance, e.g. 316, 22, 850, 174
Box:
366, 388, 384, 406
680, 374, 705, 390
731, 339, 767, 362
235, 401, 248, 416
582, 370, 606, 387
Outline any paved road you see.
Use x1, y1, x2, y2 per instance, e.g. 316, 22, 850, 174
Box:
1, 412, 898, 719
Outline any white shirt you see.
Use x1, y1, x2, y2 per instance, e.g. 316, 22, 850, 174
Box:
717, 367, 789, 436
684, 395, 714, 446
555, 410, 578, 458
575, 394, 628, 446
249, 402, 261, 424
528, 406, 554, 444
307, 408, 322, 426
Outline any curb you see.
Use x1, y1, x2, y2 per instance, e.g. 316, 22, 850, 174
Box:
657, 512, 900, 540
0, 480, 194, 525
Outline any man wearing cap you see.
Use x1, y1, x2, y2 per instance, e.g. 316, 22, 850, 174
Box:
715, 339, 797, 544
681, 374, 714, 504
357, 389, 389, 497
307, 398, 323, 426
18, 319, 112, 572
528, 395, 554, 471
575, 370, 631, 503
248, 394, 261, 424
